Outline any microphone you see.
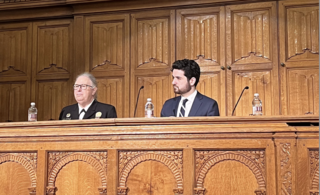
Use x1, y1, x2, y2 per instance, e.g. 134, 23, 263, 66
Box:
232, 86, 249, 116
134, 86, 144, 117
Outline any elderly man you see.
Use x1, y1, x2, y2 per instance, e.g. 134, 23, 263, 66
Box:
161, 59, 219, 117
59, 73, 117, 120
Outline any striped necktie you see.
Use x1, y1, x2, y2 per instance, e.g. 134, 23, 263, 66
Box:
179, 99, 188, 117
79, 109, 86, 120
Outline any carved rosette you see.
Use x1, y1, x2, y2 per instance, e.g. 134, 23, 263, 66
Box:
310, 150, 319, 193
279, 143, 292, 194
194, 187, 206, 195
173, 188, 183, 195
0, 152, 37, 193
47, 151, 107, 195
118, 151, 183, 193
195, 150, 266, 192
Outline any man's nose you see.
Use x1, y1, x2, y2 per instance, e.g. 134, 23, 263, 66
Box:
172, 78, 176, 85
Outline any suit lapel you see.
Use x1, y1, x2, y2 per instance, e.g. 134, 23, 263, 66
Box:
70, 105, 79, 120
173, 96, 181, 116
83, 100, 97, 119
189, 92, 203, 116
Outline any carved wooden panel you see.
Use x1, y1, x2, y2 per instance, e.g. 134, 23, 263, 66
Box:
96, 77, 125, 118
286, 7, 319, 60
195, 150, 266, 195
233, 71, 272, 116
0, 153, 37, 195
134, 75, 172, 117
33, 20, 73, 74
0, 23, 31, 74
47, 152, 107, 195
309, 149, 319, 193
176, 7, 226, 116
118, 151, 183, 195
226, 2, 279, 116
36, 80, 69, 121
286, 68, 319, 115
278, 143, 293, 195
0, 82, 27, 122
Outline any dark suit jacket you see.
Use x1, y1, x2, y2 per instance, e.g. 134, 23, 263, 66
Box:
59, 100, 117, 120
160, 92, 219, 117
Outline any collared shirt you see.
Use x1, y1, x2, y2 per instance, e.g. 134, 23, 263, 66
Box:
78, 99, 94, 120
176, 90, 198, 117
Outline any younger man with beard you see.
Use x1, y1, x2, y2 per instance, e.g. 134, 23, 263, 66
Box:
160, 59, 220, 117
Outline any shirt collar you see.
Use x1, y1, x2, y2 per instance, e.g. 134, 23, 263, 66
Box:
78, 99, 95, 114
181, 90, 197, 102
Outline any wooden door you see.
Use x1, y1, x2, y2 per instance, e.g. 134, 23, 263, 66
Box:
279, 0, 319, 115
226, 2, 279, 116
84, 13, 130, 118
130, 10, 175, 117
176, 6, 226, 116
0, 22, 32, 122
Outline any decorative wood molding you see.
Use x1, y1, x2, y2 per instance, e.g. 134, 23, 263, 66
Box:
173, 188, 183, 195
279, 143, 292, 194
92, 59, 122, 71
195, 150, 266, 190
310, 190, 319, 195
118, 151, 183, 189
46, 186, 57, 195
195, 55, 219, 66
117, 187, 128, 195
38, 63, 69, 74
310, 150, 319, 191
254, 189, 267, 195
28, 187, 36, 195
0, 153, 37, 188
0, 66, 26, 77
98, 187, 107, 195
194, 187, 206, 195
47, 151, 107, 190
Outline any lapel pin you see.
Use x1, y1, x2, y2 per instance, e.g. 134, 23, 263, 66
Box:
95, 112, 102, 119
66, 113, 71, 120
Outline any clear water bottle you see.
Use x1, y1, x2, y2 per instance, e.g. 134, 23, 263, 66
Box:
252, 93, 262, 116
145, 98, 154, 118
28, 102, 38, 121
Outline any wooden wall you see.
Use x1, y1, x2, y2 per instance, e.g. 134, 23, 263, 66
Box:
0, 0, 318, 121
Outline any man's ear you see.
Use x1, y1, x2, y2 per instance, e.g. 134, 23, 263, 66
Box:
92, 87, 98, 96
189, 77, 196, 86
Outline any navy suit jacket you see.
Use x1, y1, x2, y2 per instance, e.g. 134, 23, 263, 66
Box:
59, 100, 117, 120
161, 92, 219, 117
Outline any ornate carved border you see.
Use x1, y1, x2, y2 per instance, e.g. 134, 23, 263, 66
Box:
118, 151, 183, 189
47, 152, 107, 188
310, 150, 319, 192
195, 151, 266, 190
279, 143, 292, 194
0, 153, 37, 187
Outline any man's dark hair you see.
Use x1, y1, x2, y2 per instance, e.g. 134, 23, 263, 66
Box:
171, 59, 200, 87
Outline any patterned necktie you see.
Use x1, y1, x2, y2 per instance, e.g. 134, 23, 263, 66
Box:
179, 99, 188, 117
79, 109, 86, 119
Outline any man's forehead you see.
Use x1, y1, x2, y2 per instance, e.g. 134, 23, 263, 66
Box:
75, 76, 91, 84
172, 69, 185, 76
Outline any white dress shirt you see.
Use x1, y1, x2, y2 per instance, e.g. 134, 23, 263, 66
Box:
176, 90, 198, 117
78, 100, 94, 120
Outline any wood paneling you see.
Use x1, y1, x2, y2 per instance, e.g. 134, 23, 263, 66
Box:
131, 10, 175, 117
279, 0, 319, 115
176, 6, 226, 116
0, 83, 27, 122
226, 2, 279, 116
85, 14, 130, 117
36, 81, 69, 121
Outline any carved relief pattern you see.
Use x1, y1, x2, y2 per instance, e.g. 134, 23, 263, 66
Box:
183, 15, 219, 65
96, 77, 124, 117
195, 150, 266, 190
0, 29, 28, 73
0, 83, 26, 122
280, 143, 292, 195
37, 25, 71, 72
233, 11, 271, 63
118, 151, 183, 188
287, 69, 319, 115
173, 188, 183, 195
310, 150, 319, 191
0, 153, 37, 188
92, 22, 123, 70
137, 19, 169, 68
47, 152, 107, 188
287, 7, 319, 59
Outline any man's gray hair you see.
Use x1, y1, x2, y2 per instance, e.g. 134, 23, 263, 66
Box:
76, 72, 98, 99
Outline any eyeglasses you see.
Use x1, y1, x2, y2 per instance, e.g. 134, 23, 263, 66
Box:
73, 84, 93, 90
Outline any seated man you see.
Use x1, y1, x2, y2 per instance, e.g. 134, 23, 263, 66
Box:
161, 59, 219, 117
59, 73, 117, 120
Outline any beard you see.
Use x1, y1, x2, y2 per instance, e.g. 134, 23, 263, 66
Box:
173, 83, 192, 95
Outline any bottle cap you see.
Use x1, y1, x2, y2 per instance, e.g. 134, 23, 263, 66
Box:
254, 93, 259, 97
147, 98, 152, 102
31, 102, 35, 106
